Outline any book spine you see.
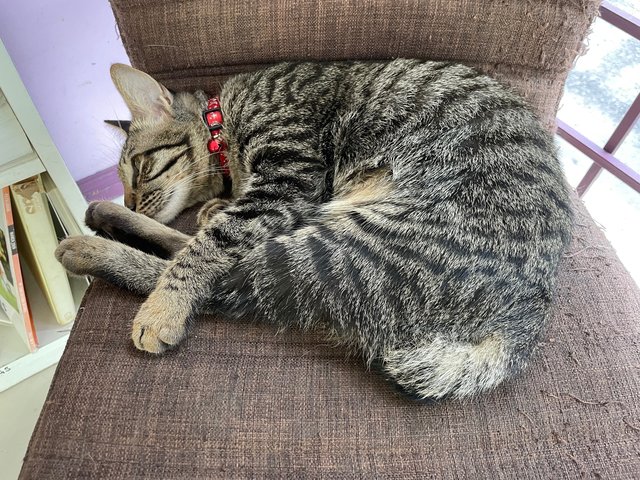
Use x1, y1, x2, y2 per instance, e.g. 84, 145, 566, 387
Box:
2, 187, 37, 351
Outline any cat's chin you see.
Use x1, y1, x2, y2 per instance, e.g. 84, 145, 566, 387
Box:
152, 187, 190, 225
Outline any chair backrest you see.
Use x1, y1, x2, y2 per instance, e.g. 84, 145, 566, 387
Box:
109, 0, 600, 130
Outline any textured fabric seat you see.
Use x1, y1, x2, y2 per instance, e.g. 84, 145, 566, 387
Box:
21, 1, 640, 478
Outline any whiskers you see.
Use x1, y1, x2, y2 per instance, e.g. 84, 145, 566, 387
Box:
100, 107, 129, 167
98, 129, 126, 171
160, 164, 228, 205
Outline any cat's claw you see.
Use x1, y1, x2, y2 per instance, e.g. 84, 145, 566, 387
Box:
131, 295, 187, 354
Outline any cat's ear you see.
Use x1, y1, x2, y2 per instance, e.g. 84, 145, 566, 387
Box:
110, 64, 173, 121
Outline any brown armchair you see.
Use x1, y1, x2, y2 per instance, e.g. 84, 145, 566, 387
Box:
21, 1, 640, 478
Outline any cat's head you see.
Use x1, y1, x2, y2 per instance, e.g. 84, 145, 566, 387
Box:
110, 64, 225, 223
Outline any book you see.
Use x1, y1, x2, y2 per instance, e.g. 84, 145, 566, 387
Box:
10, 175, 76, 325
41, 173, 85, 237
0, 193, 17, 327
0, 187, 37, 351
45, 190, 90, 291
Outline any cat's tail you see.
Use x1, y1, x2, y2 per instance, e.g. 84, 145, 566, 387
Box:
378, 332, 535, 401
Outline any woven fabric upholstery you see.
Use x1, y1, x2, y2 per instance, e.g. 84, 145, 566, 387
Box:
108, 0, 599, 129
20, 198, 640, 479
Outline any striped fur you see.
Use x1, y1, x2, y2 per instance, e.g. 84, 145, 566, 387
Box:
57, 60, 572, 400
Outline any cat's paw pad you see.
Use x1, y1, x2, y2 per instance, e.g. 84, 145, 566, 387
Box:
197, 198, 230, 227
131, 300, 187, 354
55, 236, 110, 275
85, 201, 130, 233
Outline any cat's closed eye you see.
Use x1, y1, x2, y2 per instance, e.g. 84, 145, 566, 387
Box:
146, 150, 188, 181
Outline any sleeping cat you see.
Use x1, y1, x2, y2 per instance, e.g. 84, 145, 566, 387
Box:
55, 59, 572, 400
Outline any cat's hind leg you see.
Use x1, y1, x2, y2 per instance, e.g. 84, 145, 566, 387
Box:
56, 235, 167, 295
85, 201, 192, 258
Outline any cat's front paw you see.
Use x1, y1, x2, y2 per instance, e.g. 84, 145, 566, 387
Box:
197, 198, 230, 227
85, 200, 130, 234
131, 294, 187, 354
55, 236, 111, 276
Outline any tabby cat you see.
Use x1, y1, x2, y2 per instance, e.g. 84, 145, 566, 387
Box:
56, 60, 572, 400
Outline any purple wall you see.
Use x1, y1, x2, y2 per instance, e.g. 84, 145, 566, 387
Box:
0, 0, 130, 182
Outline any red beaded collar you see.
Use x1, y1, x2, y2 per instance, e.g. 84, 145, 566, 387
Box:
202, 97, 230, 177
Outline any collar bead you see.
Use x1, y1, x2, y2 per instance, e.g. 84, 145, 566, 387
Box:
202, 97, 229, 177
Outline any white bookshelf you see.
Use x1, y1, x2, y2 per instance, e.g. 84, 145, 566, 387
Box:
0, 39, 89, 392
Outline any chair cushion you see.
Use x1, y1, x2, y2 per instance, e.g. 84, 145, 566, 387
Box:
108, 0, 599, 130
20, 196, 640, 479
